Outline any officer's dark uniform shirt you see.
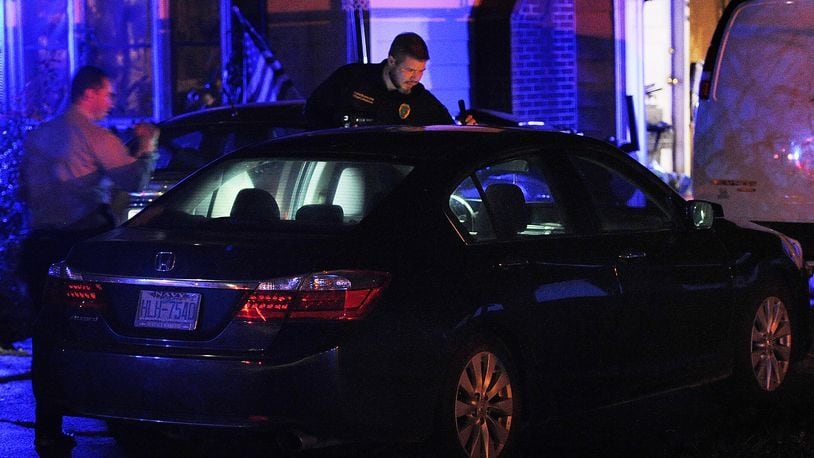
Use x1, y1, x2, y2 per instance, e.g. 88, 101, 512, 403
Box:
305, 60, 455, 129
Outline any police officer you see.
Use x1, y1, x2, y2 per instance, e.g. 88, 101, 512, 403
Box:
305, 32, 476, 128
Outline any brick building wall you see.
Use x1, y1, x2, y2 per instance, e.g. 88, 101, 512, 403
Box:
511, 0, 577, 129
574, 0, 616, 141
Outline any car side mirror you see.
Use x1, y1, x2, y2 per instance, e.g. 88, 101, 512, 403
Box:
687, 200, 723, 229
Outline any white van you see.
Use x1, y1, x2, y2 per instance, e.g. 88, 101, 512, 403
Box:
693, 0, 814, 280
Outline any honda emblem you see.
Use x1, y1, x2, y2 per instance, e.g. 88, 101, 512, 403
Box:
155, 252, 176, 272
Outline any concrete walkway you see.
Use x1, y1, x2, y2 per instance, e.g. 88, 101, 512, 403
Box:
0, 338, 121, 458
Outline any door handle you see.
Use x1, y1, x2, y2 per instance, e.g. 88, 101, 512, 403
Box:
618, 252, 646, 261
497, 258, 530, 269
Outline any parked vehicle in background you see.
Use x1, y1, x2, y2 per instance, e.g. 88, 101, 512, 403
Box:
116, 101, 307, 221
40, 126, 809, 457
692, 0, 814, 297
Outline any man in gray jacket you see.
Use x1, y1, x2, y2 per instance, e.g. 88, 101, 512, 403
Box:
20, 65, 159, 453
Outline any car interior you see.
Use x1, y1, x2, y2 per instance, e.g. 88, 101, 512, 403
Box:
449, 155, 568, 241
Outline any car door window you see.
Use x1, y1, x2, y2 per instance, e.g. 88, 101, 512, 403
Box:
570, 154, 673, 233
449, 154, 567, 241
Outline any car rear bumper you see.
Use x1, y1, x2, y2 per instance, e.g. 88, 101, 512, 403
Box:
47, 346, 346, 434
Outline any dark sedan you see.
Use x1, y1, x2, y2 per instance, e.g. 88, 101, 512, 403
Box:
39, 126, 809, 457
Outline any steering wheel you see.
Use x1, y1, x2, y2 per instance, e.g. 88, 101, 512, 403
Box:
449, 195, 476, 232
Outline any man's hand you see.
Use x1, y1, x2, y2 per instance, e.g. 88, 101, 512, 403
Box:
133, 123, 160, 156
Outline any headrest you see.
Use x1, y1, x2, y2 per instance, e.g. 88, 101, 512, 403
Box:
295, 204, 344, 224
230, 188, 280, 221
485, 183, 529, 236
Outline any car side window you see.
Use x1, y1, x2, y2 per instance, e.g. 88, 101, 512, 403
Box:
162, 130, 210, 171
569, 154, 673, 233
449, 155, 567, 241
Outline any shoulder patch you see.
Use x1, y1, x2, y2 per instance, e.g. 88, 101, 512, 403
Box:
352, 91, 375, 104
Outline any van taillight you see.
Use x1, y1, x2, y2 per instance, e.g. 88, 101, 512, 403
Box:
235, 270, 389, 322
699, 79, 711, 100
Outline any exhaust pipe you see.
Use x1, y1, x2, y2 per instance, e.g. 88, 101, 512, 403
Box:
276, 429, 324, 451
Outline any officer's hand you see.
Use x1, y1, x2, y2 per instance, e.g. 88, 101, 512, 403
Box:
461, 114, 477, 126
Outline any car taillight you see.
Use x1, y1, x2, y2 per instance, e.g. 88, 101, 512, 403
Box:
44, 261, 108, 310
235, 270, 389, 322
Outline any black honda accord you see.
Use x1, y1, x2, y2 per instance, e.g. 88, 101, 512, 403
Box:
38, 125, 809, 457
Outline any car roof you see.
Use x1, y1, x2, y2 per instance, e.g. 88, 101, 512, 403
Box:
158, 100, 307, 129
244, 125, 617, 164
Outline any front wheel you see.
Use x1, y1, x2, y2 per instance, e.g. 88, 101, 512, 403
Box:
732, 281, 799, 399
750, 294, 793, 391
438, 336, 521, 458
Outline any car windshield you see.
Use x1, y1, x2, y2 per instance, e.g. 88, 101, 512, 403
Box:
127, 155, 414, 231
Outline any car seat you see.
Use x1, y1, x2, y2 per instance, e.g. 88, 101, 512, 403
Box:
484, 183, 530, 237
295, 204, 344, 224
230, 188, 280, 221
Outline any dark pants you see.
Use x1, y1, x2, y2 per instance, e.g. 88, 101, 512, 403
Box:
20, 225, 111, 439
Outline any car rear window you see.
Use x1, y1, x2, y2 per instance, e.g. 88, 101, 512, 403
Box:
128, 156, 413, 230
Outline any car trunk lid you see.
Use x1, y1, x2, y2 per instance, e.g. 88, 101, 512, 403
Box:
56, 228, 347, 350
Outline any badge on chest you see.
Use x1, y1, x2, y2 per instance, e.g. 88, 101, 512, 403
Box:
398, 103, 411, 120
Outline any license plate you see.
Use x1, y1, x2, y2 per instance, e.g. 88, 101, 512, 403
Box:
135, 290, 201, 331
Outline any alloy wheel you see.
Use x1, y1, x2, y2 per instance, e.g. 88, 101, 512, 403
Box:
455, 350, 514, 458
750, 295, 793, 391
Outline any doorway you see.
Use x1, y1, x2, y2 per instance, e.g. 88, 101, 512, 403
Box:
643, 0, 690, 176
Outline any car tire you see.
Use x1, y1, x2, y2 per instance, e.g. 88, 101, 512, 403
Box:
436, 334, 522, 458
731, 280, 799, 401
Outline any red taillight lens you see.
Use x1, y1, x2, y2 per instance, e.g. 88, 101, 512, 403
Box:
236, 292, 292, 321
43, 261, 108, 311
235, 270, 389, 322
63, 281, 106, 310
289, 287, 383, 320
43, 278, 107, 311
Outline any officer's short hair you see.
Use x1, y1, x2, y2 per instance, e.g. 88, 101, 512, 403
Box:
388, 32, 430, 62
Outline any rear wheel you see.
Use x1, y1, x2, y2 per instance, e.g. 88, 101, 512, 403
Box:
439, 336, 521, 458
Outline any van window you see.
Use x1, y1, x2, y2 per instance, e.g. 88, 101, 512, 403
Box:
713, 2, 814, 101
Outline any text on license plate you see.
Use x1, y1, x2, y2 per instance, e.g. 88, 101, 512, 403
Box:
135, 290, 201, 331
